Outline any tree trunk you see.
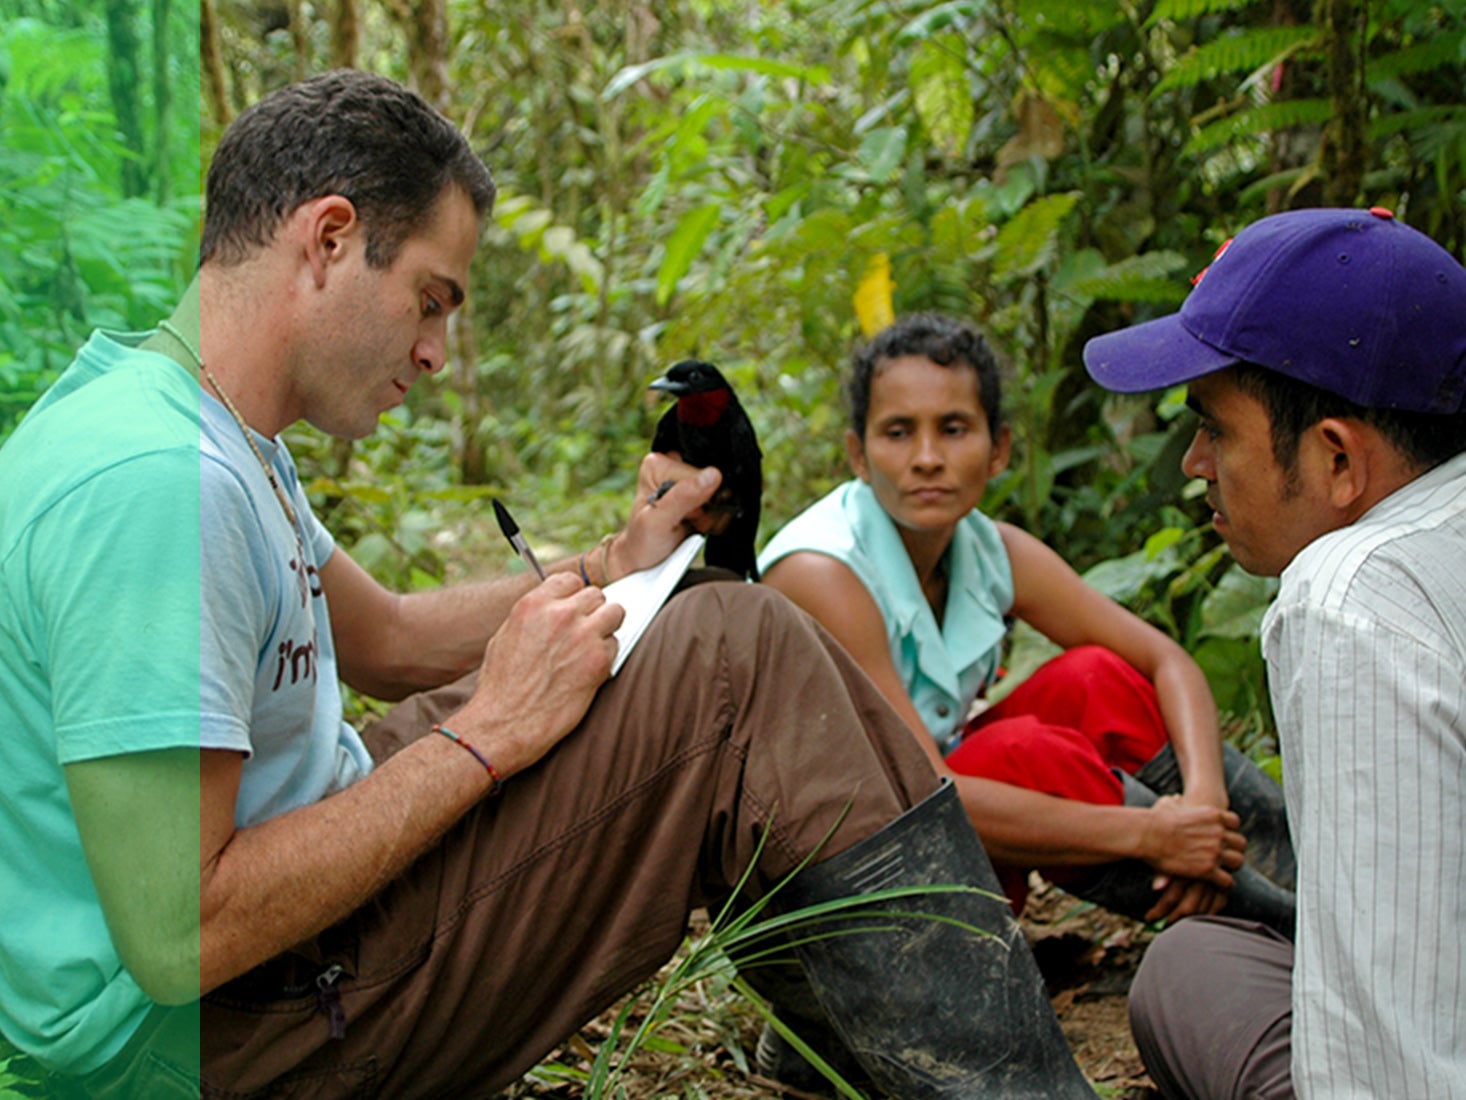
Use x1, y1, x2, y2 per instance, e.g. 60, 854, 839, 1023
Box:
408, 0, 449, 109
452, 298, 488, 484
1317, 0, 1369, 206
200, 0, 232, 127
151, 0, 171, 201
331, 0, 360, 70
104, 0, 148, 198
287, 0, 310, 80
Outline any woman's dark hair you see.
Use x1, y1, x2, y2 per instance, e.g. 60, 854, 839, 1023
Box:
1232, 362, 1466, 476
200, 70, 496, 269
846, 312, 1005, 438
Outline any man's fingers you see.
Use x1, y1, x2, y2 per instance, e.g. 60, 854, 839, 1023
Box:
657, 466, 721, 520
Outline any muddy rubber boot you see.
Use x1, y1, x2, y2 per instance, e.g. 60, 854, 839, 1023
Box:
726, 881, 872, 1094
1134, 743, 1296, 889
1065, 771, 1296, 939
736, 948, 873, 1095
768, 779, 1097, 1100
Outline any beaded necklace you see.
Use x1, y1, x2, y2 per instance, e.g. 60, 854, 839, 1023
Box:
160, 319, 300, 532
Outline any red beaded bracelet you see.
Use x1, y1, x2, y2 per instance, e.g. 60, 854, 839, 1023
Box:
432, 724, 504, 796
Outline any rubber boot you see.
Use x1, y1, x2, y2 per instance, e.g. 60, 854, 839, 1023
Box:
1064, 771, 1296, 939
743, 961, 872, 1095
1134, 742, 1295, 889
764, 778, 1097, 1100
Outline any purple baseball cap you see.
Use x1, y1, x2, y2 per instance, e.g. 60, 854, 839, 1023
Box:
1083, 207, 1466, 413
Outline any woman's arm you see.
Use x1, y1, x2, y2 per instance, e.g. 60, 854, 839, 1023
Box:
999, 522, 1229, 809
762, 551, 1240, 889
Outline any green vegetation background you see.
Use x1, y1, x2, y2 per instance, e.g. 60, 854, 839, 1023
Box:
2, 0, 1464, 1093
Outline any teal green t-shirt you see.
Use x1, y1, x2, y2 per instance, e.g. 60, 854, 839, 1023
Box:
758, 479, 1015, 748
0, 332, 202, 1073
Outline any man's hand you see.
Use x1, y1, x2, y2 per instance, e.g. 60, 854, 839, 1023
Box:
600, 453, 722, 582
1143, 875, 1231, 924
446, 573, 625, 776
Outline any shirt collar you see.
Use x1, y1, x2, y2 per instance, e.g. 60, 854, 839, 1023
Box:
846, 481, 1006, 692
138, 274, 202, 381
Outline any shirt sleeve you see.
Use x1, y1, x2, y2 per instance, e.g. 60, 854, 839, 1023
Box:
1269, 598, 1466, 1099
198, 454, 274, 756
32, 449, 204, 763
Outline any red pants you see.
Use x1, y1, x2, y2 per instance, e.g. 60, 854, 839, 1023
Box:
944, 645, 1168, 909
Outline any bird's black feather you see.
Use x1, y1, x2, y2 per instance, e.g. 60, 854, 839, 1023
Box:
648, 360, 763, 581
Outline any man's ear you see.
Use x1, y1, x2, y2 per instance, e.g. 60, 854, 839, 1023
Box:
989, 423, 1013, 478
302, 195, 362, 287
1312, 417, 1370, 512
845, 429, 870, 482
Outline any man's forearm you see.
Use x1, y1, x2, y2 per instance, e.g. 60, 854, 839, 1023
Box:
198, 732, 500, 994
334, 551, 600, 700
365, 576, 532, 697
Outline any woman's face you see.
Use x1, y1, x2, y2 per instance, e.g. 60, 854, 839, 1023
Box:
847, 354, 1010, 538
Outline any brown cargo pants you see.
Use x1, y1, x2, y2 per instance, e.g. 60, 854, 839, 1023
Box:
174, 580, 938, 1097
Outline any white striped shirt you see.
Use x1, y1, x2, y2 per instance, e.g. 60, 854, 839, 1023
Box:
1263, 451, 1466, 1099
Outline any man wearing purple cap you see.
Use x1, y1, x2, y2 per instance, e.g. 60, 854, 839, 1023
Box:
1084, 207, 1466, 1099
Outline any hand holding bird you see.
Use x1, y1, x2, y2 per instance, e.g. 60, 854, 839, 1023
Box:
610, 455, 724, 579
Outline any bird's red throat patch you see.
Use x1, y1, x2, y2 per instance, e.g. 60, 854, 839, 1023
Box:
677, 388, 732, 426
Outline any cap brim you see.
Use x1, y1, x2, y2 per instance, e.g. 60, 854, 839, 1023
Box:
1083, 313, 1242, 395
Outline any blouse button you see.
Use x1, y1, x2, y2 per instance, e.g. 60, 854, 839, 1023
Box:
935, 704, 950, 718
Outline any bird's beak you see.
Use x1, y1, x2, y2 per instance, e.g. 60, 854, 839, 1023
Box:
648, 375, 685, 396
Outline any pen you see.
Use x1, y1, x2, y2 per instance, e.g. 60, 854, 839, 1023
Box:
492, 498, 547, 581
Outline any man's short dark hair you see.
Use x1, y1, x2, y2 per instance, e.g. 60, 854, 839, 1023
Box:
1233, 362, 1466, 477
201, 70, 496, 269
847, 312, 1006, 439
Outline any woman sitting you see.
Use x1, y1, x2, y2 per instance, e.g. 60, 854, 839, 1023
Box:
759, 312, 1294, 926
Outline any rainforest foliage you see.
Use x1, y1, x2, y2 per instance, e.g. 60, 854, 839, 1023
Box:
4, 0, 1466, 738
1, 0, 1464, 1090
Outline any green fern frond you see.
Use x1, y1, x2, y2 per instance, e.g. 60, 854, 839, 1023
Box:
1008, 0, 1130, 37
1154, 26, 1318, 94
1146, 0, 1265, 29
991, 192, 1081, 281
1367, 32, 1466, 82
1186, 98, 1333, 154
1066, 251, 1192, 305
1236, 165, 1313, 205
1371, 104, 1466, 141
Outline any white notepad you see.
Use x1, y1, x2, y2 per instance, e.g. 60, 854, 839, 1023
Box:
602, 534, 705, 675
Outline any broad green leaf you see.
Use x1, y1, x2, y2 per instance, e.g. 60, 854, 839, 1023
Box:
854, 125, 908, 183
1199, 565, 1279, 639
910, 34, 974, 160
656, 203, 721, 306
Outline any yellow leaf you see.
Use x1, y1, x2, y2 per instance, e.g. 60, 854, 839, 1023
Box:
854, 253, 895, 336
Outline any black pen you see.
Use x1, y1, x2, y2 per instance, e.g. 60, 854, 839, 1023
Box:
492, 498, 547, 581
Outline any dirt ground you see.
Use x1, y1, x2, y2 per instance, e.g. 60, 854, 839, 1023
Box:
505, 874, 1160, 1099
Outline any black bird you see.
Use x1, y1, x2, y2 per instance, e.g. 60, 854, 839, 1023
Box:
649, 360, 763, 580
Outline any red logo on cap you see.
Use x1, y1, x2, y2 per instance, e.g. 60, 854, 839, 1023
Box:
1191, 236, 1235, 286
